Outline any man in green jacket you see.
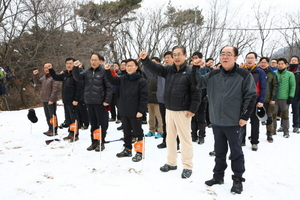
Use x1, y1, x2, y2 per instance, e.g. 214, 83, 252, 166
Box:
275, 58, 296, 138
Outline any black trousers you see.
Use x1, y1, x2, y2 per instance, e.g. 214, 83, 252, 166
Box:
78, 101, 89, 127
64, 102, 79, 135
191, 101, 207, 138
87, 104, 108, 143
212, 126, 245, 180
242, 108, 260, 144
159, 103, 179, 145
43, 102, 57, 133
122, 116, 144, 149
110, 93, 120, 120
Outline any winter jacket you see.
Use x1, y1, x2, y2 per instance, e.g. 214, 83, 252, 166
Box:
49, 68, 83, 103
260, 67, 279, 103
105, 70, 148, 117
143, 65, 165, 104
243, 65, 267, 103
193, 63, 257, 126
73, 66, 112, 105
33, 74, 59, 103
275, 68, 296, 100
142, 57, 200, 113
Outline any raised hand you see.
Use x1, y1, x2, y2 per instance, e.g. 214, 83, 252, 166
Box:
139, 50, 147, 60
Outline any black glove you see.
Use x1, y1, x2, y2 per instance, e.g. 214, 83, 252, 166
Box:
286, 97, 293, 105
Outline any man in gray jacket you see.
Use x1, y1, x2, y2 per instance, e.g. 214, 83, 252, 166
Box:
193, 46, 256, 194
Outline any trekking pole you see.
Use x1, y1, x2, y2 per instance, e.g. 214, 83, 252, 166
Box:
99, 125, 102, 161
141, 136, 145, 172
72, 119, 78, 152
4, 96, 10, 111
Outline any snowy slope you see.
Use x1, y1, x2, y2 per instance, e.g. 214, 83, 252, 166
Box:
0, 104, 299, 200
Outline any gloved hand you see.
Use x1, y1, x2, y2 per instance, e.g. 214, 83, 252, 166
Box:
286, 97, 293, 105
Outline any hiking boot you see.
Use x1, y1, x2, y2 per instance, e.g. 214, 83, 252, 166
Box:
43, 130, 51, 135
145, 132, 155, 137
283, 132, 290, 138
231, 178, 243, 194
267, 136, 273, 143
252, 144, 258, 151
45, 131, 58, 137
108, 118, 115, 122
198, 136, 205, 144
87, 143, 98, 151
277, 127, 283, 132
205, 178, 224, 186
116, 120, 121, 124
181, 169, 192, 179
160, 164, 177, 172
209, 151, 216, 156
157, 142, 166, 149
132, 152, 143, 162
117, 125, 123, 131
95, 143, 105, 152
293, 127, 299, 133
116, 147, 132, 157
155, 133, 163, 139
63, 133, 73, 141
192, 136, 198, 142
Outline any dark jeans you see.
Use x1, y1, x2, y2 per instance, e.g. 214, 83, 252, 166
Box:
122, 116, 144, 149
43, 102, 57, 133
87, 104, 108, 143
191, 101, 207, 138
212, 126, 245, 180
242, 108, 260, 144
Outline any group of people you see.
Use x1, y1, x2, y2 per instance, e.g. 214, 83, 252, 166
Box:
32, 45, 299, 195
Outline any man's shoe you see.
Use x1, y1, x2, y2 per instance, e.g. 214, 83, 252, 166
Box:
155, 133, 163, 139
132, 137, 137, 143
95, 143, 105, 152
267, 136, 273, 143
43, 130, 51, 135
117, 125, 123, 131
205, 178, 224, 186
181, 169, 192, 179
293, 127, 299, 133
45, 131, 57, 137
63, 133, 73, 141
108, 118, 115, 122
87, 143, 98, 151
81, 125, 88, 130
160, 164, 177, 172
231, 178, 243, 194
276, 116, 280, 121
241, 143, 246, 146
209, 151, 216, 156
69, 136, 79, 142
198, 136, 205, 144
157, 142, 167, 149
252, 144, 258, 151
132, 152, 143, 162
116, 147, 132, 157
142, 120, 147, 124
277, 127, 283, 132
145, 132, 155, 137
116, 120, 121, 124
192, 136, 198, 142
283, 132, 290, 138
59, 123, 69, 129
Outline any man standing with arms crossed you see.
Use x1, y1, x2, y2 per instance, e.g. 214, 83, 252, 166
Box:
193, 46, 256, 194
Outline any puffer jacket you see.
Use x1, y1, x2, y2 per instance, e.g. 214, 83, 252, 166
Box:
105, 70, 148, 117
142, 57, 200, 113
275, 68, 296, 100
33, 74, 59, 103
73, 66, 112, 105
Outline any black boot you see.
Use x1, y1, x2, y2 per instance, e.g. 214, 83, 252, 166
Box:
116, 147, 132, 157
87, 141, 98, 151
231, 177, 244, 194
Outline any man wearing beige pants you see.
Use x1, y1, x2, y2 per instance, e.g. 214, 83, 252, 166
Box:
140, 46, 200, 179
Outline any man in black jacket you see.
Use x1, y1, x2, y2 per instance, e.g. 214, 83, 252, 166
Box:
49, 58, 82, 141
140, 46, 200, 179
73, 53, 112, 152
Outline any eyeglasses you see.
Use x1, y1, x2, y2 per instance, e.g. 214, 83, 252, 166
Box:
220, 53, 234, 57
172, 53, 184, 57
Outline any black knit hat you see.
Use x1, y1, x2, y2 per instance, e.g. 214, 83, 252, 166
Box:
27, 109, 38, 123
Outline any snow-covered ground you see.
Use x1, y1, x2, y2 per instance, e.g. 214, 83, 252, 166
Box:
0, 103, 299, 200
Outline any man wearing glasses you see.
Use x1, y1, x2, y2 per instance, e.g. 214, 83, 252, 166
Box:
192, 46, 256, 194
140, 46, 200, 179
